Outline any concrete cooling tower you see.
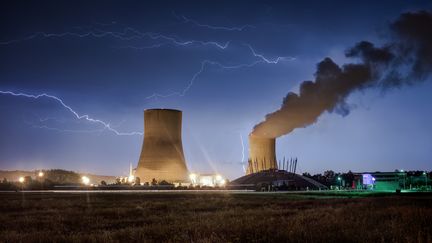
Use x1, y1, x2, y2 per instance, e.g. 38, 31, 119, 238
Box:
246, 134, 277, 174
135, 109, 189, 183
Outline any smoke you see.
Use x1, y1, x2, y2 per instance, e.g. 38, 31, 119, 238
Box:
252, 11, 432, 138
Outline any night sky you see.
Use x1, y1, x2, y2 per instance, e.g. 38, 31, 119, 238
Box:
1, 0, 431, 179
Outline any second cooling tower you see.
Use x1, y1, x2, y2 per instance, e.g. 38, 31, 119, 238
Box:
135, 109, 189, 182
246, 134, 277, 174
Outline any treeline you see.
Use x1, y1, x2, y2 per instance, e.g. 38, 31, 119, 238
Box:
0, 169, 82, 190
302, 170, 354, 187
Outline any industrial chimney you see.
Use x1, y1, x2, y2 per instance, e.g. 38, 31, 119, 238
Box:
246, 134, 277, 174
135, 109, 189, 183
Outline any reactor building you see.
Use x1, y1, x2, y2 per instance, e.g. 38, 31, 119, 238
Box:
135, 109, 189, 183
246, 134, 277, 174
234, 134, 328, 190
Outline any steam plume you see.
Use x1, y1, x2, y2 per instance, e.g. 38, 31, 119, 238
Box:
252, 11, 432, 138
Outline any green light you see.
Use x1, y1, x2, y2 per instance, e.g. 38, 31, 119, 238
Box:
423, 172, 427, 175
337, 177, 341, 181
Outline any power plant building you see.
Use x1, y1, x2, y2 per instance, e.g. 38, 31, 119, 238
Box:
246, 134, 277, 174
135, 109, 189, 183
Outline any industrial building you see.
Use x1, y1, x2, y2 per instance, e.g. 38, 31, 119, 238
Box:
237, 133, 326, 190
353, 171, 405, 191
189, 173, 226, 187
134, 108, 326, 189
135, 109, 189, 183
246, 134, 277, 174
353, 171, 430, 191
231, 169, 327, 191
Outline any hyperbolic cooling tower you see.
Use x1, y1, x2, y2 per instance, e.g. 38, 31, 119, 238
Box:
246, 134, 277, 174
135, 109, 189, 182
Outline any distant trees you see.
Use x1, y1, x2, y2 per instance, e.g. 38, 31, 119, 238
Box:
0, 178, 17, 190
44, 169, 81, 184
100, 180, 107, 186
24, 176, 32, 184
302, 170, 364, 188
302, 172, 311, 178
302, 170, 344, 187
323, 170, 335, 180
158, 180, 173, 186
341, 171, 354, 188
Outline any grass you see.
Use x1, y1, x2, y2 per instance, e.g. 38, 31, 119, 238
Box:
0, 191, 431, 242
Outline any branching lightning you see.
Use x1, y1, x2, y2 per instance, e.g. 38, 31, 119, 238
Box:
0, 27, 230, 50
173, 12, 255, 31
146, 46, 296, 99
26, 122, 106, 134
245, 44, 296, 64
117, 39, 230, 50
0, 91, 143, 136
146, 59, 263, 99
1, 22, 297, 129
29, 114, 127, 134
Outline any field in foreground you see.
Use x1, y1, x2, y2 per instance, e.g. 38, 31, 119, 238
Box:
0, 191, 431, 242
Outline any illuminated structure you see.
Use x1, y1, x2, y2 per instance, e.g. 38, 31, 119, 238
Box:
189, 173, 226, 187
353, 171, 407, 191
135, 109, 189, 182
246, 134, 277, 174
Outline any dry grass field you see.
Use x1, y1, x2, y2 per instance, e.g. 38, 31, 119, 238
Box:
0, 191, 431, 242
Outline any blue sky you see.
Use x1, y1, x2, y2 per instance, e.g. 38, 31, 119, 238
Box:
0, 0, 431, 179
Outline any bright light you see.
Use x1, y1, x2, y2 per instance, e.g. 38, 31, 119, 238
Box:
215, 174, 226, 186
200, 176, 214, 187
337, 177, 341, 181
38, 171, 44, 177
128, 175, 135, 183
400, 169, 404, 172
423, 172, 427, 175
372, 177, 376, 181
18, 177, 25, 183
189, 173, 226, 187
189, 173, 197, 183
81, 176, 90, 185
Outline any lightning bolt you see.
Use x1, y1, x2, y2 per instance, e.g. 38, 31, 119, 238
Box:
116, 39, 230, 50
0, 24, 296, 100
146, 46, 296, 99
0, 90, 143, 136
240, 133, 245, 162
240, 133, 247, 173
29, 114, 127, 134
173, 12, 255, 31
146, 59, 263, 99
245, 44, 296, 64
0, 27, 230, 50
26, 122, 106, 134
0, 30, 135, 45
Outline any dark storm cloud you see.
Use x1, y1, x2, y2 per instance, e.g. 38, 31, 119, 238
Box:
252, 11, 432, 138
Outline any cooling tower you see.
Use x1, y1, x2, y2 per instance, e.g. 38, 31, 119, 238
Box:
246, 134, 277, 174
135, 109, 189, 182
